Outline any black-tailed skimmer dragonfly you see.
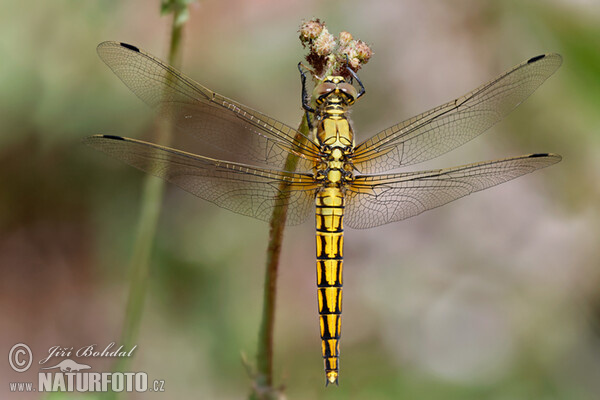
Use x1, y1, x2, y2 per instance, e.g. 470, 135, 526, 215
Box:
85, 42, 562, 385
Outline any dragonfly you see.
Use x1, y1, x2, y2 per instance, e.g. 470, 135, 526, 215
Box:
85, 42, 562, 385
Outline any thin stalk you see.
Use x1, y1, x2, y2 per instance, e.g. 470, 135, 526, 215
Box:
252, 115, 311, 399
112, 3, 187, 381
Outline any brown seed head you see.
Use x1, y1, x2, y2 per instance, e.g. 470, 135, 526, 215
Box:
314, 28, 336, 56
339, 31, 353, 46
299, 18, 325, 44
299, 19, 373, 79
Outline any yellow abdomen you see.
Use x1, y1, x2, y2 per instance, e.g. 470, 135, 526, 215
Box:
315, 187, 344, 385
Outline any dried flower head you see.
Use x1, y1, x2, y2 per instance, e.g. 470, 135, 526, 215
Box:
339, 31, 353, 46
299, 19, 373, 79
313, 28, 336, 56
354, 40, 373, 63
299, 19, 325, 44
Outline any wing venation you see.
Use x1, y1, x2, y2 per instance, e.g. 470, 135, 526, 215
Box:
84, 135, 317, 225
353, 54, 562, 173
345, 153, 561, 229
97, 41, 319, 171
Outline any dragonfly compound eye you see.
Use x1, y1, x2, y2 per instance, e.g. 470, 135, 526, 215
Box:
338, 83, 358, 101
313, 82, 336, 98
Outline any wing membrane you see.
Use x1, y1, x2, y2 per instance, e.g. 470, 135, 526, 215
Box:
353, 54, 562, 174
345, 153, 561, 229
97, 41, 319, 172
84, 135, 318, 225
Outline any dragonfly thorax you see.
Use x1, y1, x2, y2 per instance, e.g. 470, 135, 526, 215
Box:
312, 78, 357, 188
315, 152, 354, 187
315, 135, 355, 187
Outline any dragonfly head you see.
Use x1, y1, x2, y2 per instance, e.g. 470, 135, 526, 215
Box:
313, 76, 359, 106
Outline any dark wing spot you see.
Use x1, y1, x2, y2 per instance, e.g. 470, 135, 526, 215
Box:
101, 135, 125, 141
529, 153, 549, 158
527, 54, 545, 64
120, 43, 140, 52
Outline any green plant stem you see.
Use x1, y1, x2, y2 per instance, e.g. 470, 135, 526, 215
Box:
112, 4, 186, 380
252, 115, 311, 399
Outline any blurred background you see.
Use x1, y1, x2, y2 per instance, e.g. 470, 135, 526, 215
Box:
1, 0, 599, 399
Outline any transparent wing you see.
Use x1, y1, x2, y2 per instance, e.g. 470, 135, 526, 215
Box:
84, 135, 318, 225
97, 41, 319, 172
345, 153, 561, 229
353, 54, 562, 174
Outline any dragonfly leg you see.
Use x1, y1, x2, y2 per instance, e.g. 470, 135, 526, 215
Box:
297, 63, 315, 112
342, 55, 365, 99
297, 63, 316, 130
345, 65, 365, 99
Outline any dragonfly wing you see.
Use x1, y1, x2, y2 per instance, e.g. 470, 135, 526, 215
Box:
97, 41, 319, 172
353, 54, 562, 174
84, 135, 318, 225
345, 153, 561, 229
